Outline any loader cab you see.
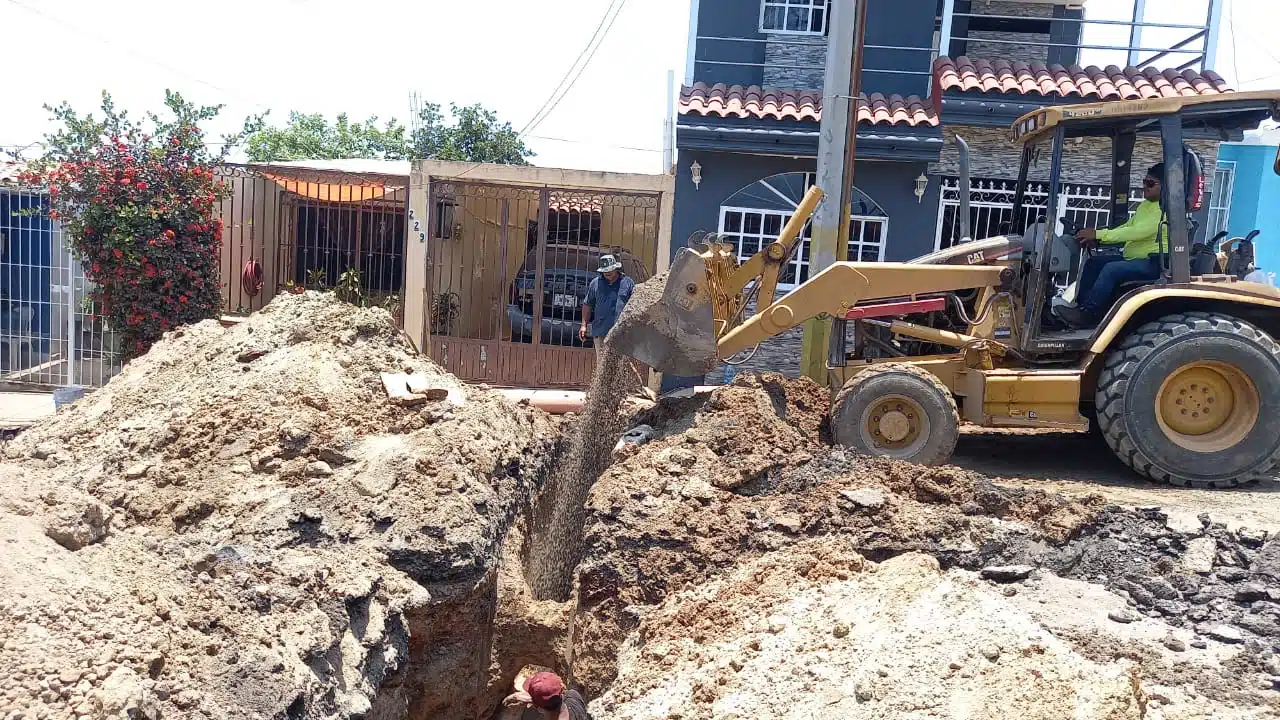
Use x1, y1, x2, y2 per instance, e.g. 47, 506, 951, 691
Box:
1005, 93, 1280, 356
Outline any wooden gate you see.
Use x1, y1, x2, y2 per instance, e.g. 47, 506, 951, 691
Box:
423, 180, 661, 389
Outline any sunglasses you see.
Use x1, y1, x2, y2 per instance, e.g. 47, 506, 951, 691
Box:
1143, 179, 1160, 188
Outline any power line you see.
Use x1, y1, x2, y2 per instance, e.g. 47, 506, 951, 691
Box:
518, 0, 627, 138
528, 135, 662, 153
523, 0, 629, 137
442, 0, 630, 182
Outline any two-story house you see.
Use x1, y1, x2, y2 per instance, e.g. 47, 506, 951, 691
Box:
672, 0, 1233, 382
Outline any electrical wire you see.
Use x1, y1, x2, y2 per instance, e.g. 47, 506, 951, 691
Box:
520, 0, 629, 137
437, 0, 630, 183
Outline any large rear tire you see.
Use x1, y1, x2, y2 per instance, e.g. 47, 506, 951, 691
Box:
1096, 312, 1280, 488
832, 363, 960, 466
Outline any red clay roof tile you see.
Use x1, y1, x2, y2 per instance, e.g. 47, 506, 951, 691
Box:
934, 56, 1233, 101
679, 83, 939, 127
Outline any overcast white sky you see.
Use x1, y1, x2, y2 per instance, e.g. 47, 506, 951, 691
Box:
1, 0, 1277, 174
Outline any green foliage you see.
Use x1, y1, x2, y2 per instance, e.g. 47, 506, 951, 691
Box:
245, 103, 532, 165
21, 90, 261, 360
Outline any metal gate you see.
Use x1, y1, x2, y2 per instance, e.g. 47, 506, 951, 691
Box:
425, 181, 661, 388
216, 165, 407, 318
1, 181, 121, 390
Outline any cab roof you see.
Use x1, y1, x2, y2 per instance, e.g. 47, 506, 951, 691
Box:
1011, 91, 1280, 144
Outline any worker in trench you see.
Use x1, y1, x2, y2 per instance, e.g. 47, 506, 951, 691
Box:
502, 671, 593, 720
578, 253, 653, 398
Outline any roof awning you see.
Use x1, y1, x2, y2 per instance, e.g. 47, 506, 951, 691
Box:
260, 171, 394, 203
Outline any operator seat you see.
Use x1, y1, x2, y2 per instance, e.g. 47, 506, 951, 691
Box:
1112, 145, 1207, 300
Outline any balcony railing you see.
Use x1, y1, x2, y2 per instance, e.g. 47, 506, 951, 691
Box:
939, 0, 1222, 72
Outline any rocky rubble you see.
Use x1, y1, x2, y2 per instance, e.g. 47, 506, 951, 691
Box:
570, 372, 1280, 719
0, 293, 560, 720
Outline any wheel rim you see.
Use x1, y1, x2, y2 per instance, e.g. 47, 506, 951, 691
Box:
859, 394, 930, 459
1155, 360, 1259, 452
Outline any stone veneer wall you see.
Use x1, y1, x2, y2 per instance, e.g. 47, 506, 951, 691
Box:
964, 0, 1052, 62
763, 33, 827, 90
931, 127, 1221, 186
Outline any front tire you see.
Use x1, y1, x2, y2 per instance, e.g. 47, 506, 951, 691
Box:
832, 363, 960, 466
1096, 312, 1280, 488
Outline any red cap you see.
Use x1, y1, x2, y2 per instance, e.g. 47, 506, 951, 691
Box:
525, 672, 565, 709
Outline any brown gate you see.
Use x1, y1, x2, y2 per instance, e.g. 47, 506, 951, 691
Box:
425, 180, 660, 389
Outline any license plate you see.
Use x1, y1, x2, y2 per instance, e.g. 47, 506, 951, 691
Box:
552, 293, 578, 308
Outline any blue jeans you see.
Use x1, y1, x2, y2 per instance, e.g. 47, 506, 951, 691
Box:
1077, 254, 1161, 319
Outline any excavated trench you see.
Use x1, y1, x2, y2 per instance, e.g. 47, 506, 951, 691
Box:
6, 290, 1280, 720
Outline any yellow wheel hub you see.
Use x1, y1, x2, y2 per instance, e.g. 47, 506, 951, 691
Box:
866, 396, 924, 450
1156, 361, 1259, 452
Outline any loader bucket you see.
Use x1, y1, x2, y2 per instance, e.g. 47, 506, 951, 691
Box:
608, 247, 719, 376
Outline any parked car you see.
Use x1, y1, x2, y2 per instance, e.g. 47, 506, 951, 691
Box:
507, 245, 650, 347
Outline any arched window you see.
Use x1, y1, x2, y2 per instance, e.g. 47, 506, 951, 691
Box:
718, 172, 888, 290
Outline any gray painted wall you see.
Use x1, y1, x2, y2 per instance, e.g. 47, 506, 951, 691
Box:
672, 151, 940, 263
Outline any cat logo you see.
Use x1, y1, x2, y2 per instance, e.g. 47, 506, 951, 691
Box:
966, 251, 985, 265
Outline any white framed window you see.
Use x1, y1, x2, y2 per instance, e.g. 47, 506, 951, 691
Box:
717, 172, 887, 292
760, 0, 829, 35
1208, 160, 1235, 238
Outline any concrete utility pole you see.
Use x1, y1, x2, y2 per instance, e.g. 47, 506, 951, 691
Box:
799, 0, 866, 383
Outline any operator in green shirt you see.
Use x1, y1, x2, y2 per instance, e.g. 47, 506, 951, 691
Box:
1055, 163, 1167, 329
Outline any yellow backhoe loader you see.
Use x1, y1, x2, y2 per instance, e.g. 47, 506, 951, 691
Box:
612, 91, 1280, 488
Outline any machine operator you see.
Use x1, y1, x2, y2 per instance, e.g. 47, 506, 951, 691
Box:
1054, 163, 1168, 329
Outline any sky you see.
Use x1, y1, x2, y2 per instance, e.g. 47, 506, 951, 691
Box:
0, 0, 1277, 175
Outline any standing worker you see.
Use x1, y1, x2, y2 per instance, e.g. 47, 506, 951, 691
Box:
579, 254, 650, 396
503, 671, 593, 719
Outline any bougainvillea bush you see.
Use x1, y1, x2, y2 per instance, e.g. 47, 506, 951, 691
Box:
20, 91, 260, 360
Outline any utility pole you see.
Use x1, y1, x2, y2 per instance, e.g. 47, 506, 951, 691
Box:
799, 0, 866, 383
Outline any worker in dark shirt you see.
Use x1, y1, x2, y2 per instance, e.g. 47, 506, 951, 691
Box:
578, 254, 634, 353
503, 671, 592, 720
579, 254, 650, 397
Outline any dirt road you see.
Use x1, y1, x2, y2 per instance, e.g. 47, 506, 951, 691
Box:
951, 427, 1280, 533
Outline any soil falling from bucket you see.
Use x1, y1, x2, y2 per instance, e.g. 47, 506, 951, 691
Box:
525, 275, 667, 601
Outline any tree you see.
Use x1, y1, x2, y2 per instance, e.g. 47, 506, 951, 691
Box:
244, 112, 412, 162
20, 91, 260, 360
245, 102, 533, 165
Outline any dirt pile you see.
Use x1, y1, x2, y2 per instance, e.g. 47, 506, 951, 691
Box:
570, 372, 1104, 694
596, 539, 1145, 719
571, 372, 1280, 718
0, 292, 560, 720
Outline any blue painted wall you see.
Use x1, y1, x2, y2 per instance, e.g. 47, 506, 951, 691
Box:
692, 0, 766, 87
692, 0, 1085, 95
0, 189, 53, 357
1220, 143, 1280, 275
863, 0, 940, 97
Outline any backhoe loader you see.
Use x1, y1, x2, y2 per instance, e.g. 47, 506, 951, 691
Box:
612, 91, 1280, 488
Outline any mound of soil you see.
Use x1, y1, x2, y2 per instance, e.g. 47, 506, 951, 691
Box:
573, 372, 1280, 718
570, 373, 1105, 696
596, 539, 1144, 719
0, 293, 560, 720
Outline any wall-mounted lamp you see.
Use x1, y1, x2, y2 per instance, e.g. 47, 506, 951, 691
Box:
914, 173, 928, 203
690, 160, 702, 190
